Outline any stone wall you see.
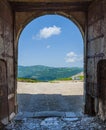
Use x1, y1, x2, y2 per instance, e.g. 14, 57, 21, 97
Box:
0, 0, 15, 125
1, 0, 106, 124
87, 0, 106, 120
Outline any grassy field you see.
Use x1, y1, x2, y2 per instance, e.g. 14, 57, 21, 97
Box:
17, 75, 84, 83
17, 78, 40, 83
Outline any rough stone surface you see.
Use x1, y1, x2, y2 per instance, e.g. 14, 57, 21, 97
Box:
0, 0, 15, 124
5, 112, 106, 130
85, 0, 106, 120
1, 0, 106, 125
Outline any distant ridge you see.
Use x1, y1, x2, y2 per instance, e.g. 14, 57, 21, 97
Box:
18, 65, 83, 81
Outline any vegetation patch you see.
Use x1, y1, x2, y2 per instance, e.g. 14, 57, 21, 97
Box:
56, 77, 72, 81
17, 78, 40, 83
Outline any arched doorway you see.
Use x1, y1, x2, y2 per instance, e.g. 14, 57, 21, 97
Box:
17, 13, 82, 114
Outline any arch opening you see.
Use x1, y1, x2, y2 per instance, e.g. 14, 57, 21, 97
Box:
17, 14, 84, 115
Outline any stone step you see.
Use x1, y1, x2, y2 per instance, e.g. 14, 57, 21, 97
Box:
14, 111, 82, 121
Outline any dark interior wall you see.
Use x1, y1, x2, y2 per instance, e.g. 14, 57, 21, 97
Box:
97, 60, 106, 121
87, 0, 106, 120
0, 0, 15, 125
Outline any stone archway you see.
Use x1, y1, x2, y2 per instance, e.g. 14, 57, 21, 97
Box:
17, 14, 84, 113
14, 10, 87, 113
1, 0, 106, 125
16, 12, 85, 42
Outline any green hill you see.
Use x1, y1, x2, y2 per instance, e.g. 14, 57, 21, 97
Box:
18, 65, 83, 82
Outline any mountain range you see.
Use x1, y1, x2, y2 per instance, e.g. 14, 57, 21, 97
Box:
18, 65, 83, 81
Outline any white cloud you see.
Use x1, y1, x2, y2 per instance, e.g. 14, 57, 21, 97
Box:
66, 52, 77, 57
65, 51, 83, 63
46, 45, 51, 49
36, 25, 61, 39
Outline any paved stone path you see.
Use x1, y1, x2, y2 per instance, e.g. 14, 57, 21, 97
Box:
17, 81, 83, 112
5, 82, 106, 129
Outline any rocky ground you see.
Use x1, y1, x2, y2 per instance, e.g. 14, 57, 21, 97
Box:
5, 111, 106, 130
5, 81, 106, 130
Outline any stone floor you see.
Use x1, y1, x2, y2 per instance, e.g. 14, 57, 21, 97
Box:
5, 82, 106, 129
5, 111, 106, 130
17, 82, 83, 113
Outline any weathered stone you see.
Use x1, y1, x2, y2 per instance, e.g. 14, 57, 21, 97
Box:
34, 111, 65, 118
1, 0, 106, 124
63, 117, 78, 121
65, 112, 77, 118
41, 117, 66, 129
5, 114, 106, 130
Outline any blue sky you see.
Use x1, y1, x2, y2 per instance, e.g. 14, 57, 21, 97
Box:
18, 15, 83, 67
